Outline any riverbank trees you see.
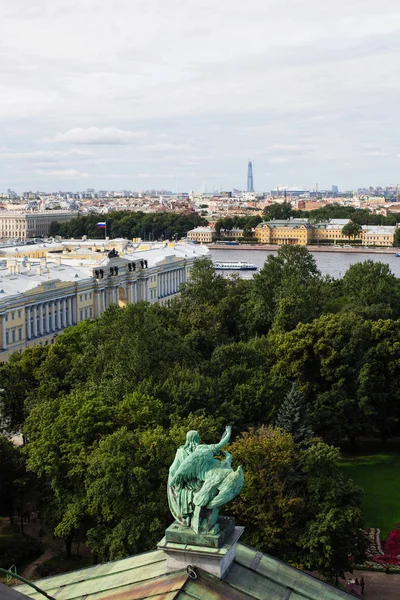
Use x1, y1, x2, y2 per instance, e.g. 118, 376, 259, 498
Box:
48, 211, 207, 240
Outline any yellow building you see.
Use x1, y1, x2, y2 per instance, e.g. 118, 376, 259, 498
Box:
0, 241, 208, 361
361, 226, 396, 246
187, 227, 217, 243
312, 219, 362, 243
255, 219, 313, 245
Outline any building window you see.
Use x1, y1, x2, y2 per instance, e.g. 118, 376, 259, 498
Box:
6, 332, 9, 345
5, 314, 8, 321
89, 308, 93, 318
79, 295, 82, 302
11, 312, 15, 320
85, 293, 87, 300
18, 328, 22, 341
12, 330, 16, 343
79, 309, 83, 320
18, 310, 22, 318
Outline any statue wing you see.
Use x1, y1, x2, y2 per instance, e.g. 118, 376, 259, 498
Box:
169, 446, 214, 488
207, 466, 244, 509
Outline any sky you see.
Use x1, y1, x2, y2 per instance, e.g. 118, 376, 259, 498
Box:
1, 0, 400, 193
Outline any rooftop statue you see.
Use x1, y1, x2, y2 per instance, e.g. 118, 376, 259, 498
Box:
168, 426, 244, 535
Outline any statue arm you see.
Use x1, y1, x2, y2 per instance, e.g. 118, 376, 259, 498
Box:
211, 426, 232, 453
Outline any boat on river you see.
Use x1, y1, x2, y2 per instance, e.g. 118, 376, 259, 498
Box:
214, 261, 257, 271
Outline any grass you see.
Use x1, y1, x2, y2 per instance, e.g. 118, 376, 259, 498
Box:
340, 445, 400, 539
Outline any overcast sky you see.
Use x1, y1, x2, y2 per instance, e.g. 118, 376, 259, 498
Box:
1, 0, 400, 193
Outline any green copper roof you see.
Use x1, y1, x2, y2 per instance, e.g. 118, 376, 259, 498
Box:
15, 543, 351, 600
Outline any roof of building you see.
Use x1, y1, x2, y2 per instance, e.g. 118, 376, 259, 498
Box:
0, 242, 209, 302
15, 543, 350, 600
361, 225, 396, 234
257, 219, 311, 229
187, 226, 216, 233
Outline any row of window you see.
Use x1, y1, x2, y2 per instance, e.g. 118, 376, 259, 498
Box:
5, 310, 23, 321
79, 308, 93, 321
6, 328, 23, 344
79, 292, 93, 302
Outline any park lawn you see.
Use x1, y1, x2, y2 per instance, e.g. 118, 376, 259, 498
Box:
340, 449, 400, 539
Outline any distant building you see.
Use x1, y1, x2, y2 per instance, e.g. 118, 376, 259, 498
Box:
255, 219, 312, 245
220, 228, 244, 239
187, 226, 217, 243
361, 225, 396, 246
0, 211, 78, 240
332, 185, 339, 194
247, 161, 254, 193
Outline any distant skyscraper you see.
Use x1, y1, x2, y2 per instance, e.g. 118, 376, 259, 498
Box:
332, 185, 339, 194
247, 160, 254, 193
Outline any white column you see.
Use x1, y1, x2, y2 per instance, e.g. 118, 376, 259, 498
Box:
128, 284, 133, 304
67, 297, 72, 325
51, 302, 56, 331
97, 291, 101, 316
33, 305, 38, 337
2, 313, 7, 349
62, 299, 67, 327
26, 307, 32, 339
72, 297, 77, 324
45, 303, 50, 333
57, 299, 61, 329
39, 304, 44, 335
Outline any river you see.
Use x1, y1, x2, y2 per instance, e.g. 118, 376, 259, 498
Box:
209, 248, 400, 279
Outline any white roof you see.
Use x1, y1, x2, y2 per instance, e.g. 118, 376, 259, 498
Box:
188, 227, 216, 233
362, 225, 396, 234
0, 242, 208, 302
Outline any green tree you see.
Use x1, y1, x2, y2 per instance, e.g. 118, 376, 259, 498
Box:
341, 260, 400, 318
263, 201, 297, 221
0, 436, 27, 523
248, 245, 324, 335
298, 442, 366, 582
229, 427, 365, 579
341, 221, 362, 241
275, 383, 313, 445
0, 346, 48, 434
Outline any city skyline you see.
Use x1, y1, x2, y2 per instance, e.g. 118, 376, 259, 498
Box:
1, 1, 400, 191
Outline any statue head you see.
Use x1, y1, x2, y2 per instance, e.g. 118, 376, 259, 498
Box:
184, 430, 200, 452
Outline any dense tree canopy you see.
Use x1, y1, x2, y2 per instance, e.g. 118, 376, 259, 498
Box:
3, 245, 400, 575
49, 211, 207, 240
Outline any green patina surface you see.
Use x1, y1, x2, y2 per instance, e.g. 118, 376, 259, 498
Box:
15, 543, 351, 600
168, 427, 244, 535
165, 516, 235, 548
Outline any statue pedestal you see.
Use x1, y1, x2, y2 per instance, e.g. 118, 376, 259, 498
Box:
158, 518, 244, 579
165, 515, 235, 549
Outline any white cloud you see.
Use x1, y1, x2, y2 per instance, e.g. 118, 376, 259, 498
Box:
1, 0, 400, 190
52, 127, 147, 145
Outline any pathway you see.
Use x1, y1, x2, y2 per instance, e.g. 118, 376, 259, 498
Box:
18, 549, 56, 583
340, 570, 399, 599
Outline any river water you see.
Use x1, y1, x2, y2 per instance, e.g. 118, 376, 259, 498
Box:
209, 249, 400, 279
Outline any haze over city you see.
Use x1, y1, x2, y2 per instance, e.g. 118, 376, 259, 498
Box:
1, 0, 400, 192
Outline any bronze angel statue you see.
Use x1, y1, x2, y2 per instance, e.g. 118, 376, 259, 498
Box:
168, 426, 244, 534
